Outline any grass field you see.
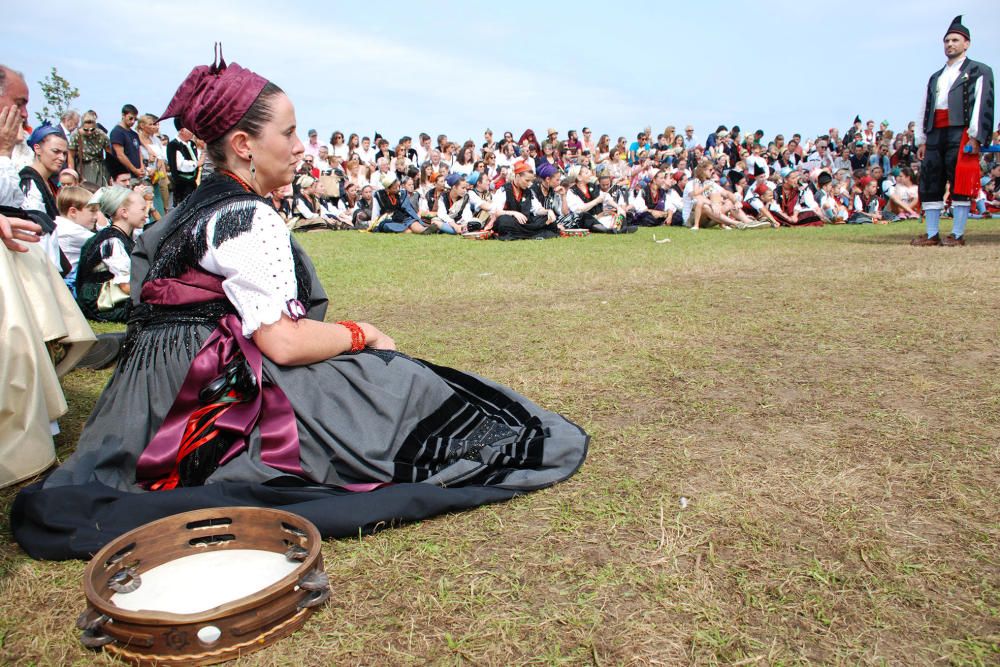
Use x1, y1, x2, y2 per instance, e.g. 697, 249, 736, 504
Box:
1, 220, 998, 665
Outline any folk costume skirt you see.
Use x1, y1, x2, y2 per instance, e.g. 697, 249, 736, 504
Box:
13, 318, 588, 559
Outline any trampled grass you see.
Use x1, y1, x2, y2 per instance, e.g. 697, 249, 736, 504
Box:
2, 220, 999, 665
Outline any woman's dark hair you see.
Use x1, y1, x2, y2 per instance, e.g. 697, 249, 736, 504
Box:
206, 81, 284, 169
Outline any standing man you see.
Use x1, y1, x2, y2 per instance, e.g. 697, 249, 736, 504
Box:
58, 109, 79, 140
912, 15, 994, 246
106, 104, 143, 182
167, 119, 202, 206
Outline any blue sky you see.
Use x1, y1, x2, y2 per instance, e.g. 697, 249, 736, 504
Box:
4, 1, 998, 145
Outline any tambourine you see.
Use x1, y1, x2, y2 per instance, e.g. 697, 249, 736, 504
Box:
78, 507, 329, 666
559, 228, 590, 237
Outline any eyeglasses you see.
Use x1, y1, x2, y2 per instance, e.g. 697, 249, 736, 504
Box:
82, 127, 95, 133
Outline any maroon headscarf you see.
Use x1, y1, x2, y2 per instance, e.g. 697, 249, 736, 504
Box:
160, 44, 269, 143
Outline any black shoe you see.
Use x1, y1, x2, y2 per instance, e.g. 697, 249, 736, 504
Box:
75, 332, 124, 370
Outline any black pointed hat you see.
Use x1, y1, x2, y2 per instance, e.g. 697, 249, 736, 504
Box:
945, 15, 970, 40
753, 162, 766, 177
853, 115, 862, 124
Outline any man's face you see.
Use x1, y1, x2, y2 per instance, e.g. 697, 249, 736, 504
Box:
944, 33, 970, 60
866, 121, 875, 130
122, 112, 136, 128
685, 127, 694, 137
308, 133, 318, 144
872, 166, 883, 179
0, 71, 29, 124
113, 172, 131, 187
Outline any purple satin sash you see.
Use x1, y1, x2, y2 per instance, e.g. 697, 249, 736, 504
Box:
135, 269, 305, 485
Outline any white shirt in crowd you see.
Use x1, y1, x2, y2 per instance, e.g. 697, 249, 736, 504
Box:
53, 216, 94, 270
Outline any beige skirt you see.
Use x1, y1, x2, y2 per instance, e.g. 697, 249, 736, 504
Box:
0, 243, 95, 489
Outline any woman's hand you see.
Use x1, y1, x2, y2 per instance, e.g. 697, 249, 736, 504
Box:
359, 322, 396, 350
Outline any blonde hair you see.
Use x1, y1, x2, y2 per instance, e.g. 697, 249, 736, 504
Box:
56, 185, 93, 216
82, 110, 98, 124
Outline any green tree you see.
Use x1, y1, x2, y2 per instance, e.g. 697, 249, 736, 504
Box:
35, 67, 80, 125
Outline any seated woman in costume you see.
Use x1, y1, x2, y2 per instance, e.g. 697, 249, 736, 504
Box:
631, 169, 678, 228
435, 173, 476, 234
492, 162, 561, 241
15, 57, 588, 558
333, 181, 365, 229
465, 171, 496, 230
20, 124, 69, 270
529, 163, 570, 227
372, 173, 431, 233
417, 172, 447, 232
566, 165, 633, 233
290, 174, 338, 232
773, 169, 824, 227
74, 186, 145, 322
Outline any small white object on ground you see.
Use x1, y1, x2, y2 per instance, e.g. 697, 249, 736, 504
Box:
679, 497, 689, 509
652, 234, 671, 244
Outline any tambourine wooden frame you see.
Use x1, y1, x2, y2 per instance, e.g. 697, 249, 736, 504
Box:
79, 506, 327, 666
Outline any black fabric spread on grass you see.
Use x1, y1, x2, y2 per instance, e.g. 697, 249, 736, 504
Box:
11, 479, 517, 561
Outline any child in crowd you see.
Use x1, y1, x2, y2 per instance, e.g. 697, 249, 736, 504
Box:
745, 182, 782, 228
848, 176, 883, 224
816, 172, 847, 223
75, 186, 146, 322
54, 185, 99, 294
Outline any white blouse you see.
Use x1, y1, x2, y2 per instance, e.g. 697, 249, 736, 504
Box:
199, 201, 298, 338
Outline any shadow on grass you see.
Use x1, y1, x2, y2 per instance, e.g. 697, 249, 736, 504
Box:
841, 228, 1000, 246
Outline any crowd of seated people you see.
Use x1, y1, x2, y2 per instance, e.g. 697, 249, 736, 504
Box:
12, 104, 1000, 296
269, 120, 999, 238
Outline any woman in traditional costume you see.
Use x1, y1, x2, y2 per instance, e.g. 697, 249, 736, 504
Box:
493, 162, 561, 241
372, 172, 431, 233
566, 165, 632, 233
19, 124, 69, 271
12, 54, 588, 559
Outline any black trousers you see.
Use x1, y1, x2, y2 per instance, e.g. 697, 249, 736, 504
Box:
919, 126, 968, 203
171, 178, 198, 207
